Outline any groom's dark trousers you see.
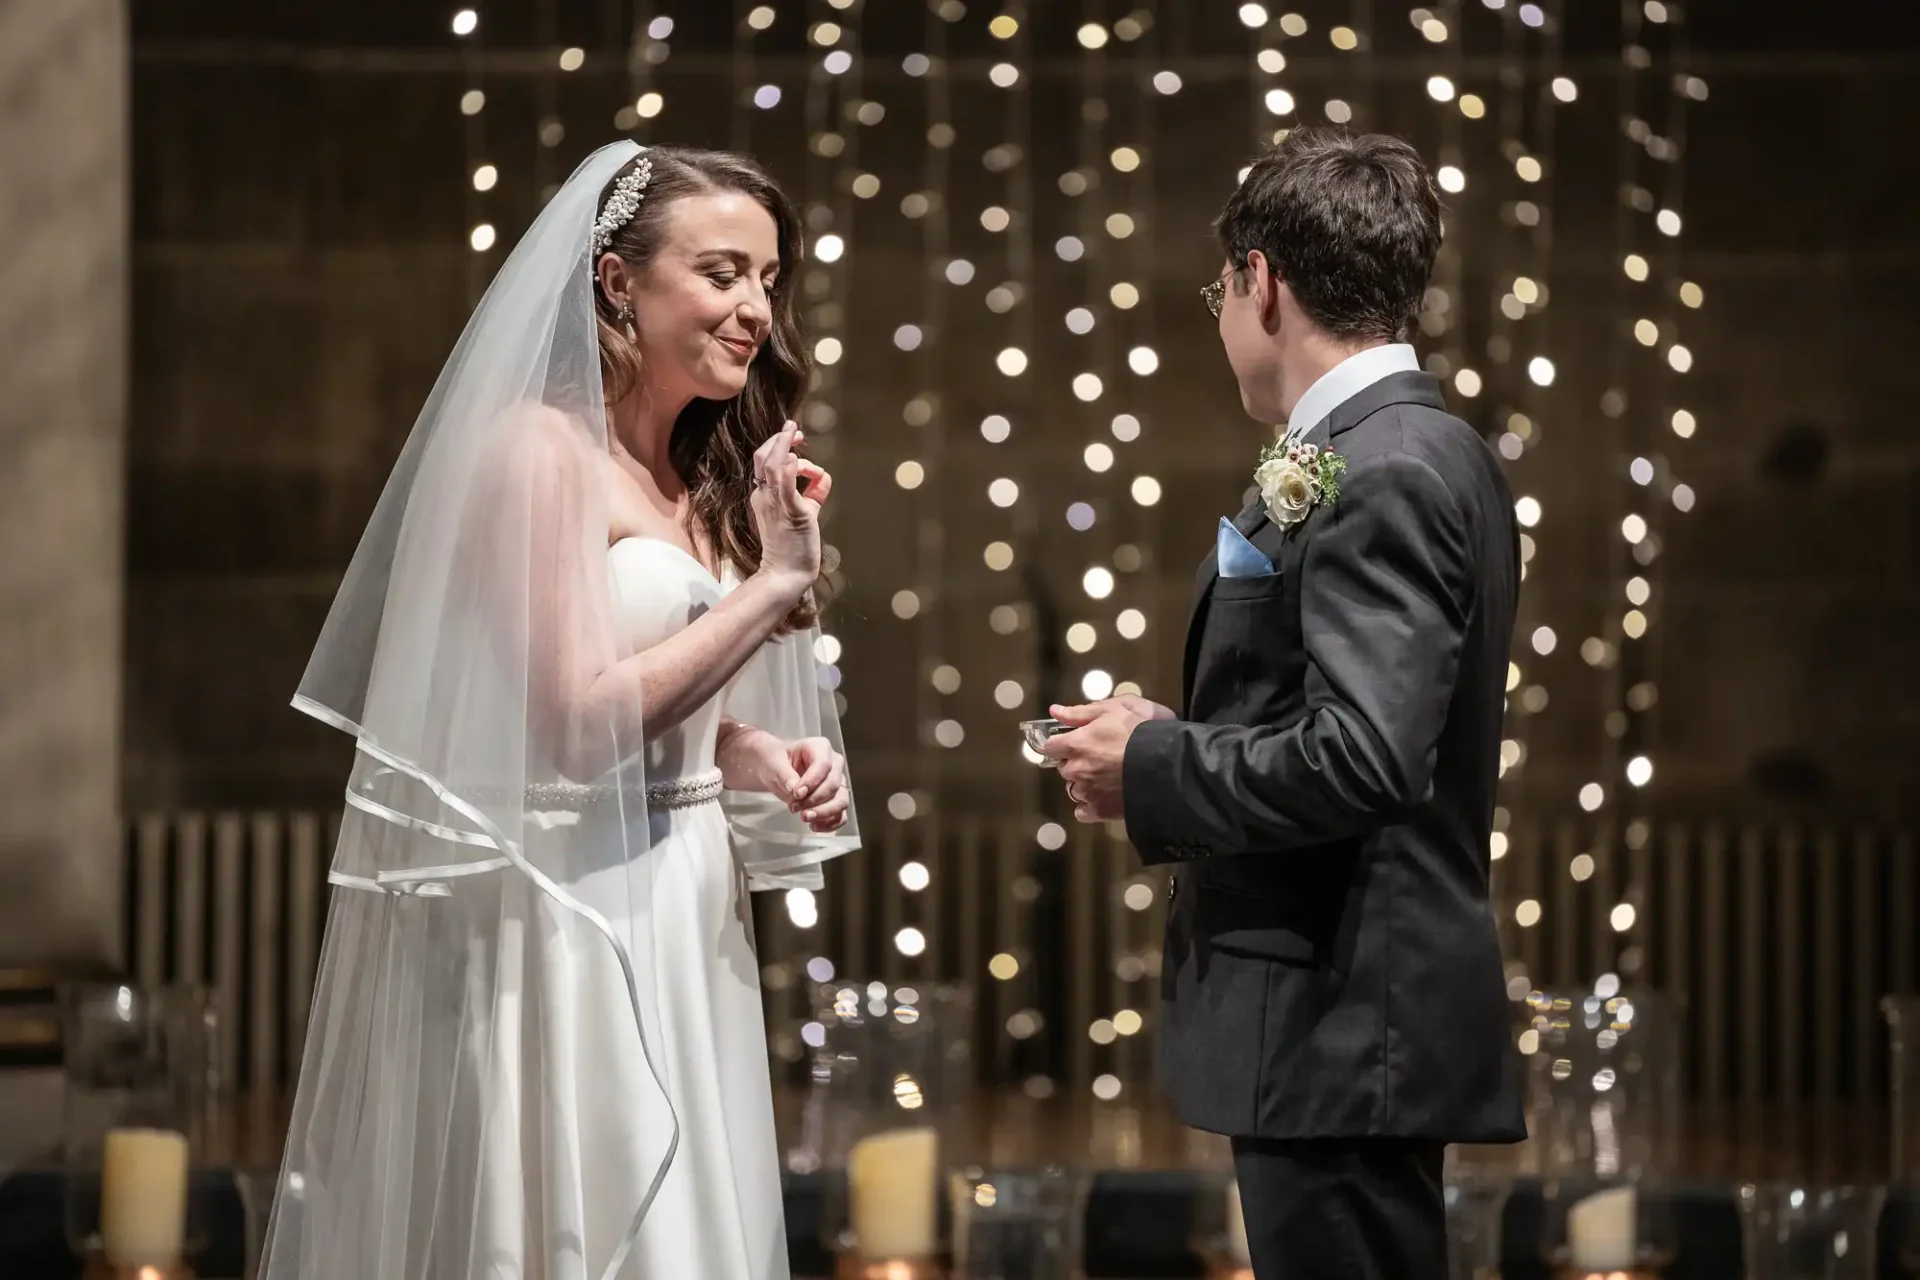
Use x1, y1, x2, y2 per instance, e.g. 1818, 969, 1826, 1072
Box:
1122, 372, 1529, 1279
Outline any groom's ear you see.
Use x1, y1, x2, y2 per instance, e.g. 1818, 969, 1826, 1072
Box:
1245, 250, 1285, 332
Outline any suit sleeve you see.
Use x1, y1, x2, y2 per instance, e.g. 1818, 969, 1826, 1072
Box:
1122, 450, 1476, 863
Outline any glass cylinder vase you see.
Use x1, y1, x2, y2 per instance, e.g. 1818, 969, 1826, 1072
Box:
1445, 1164, 1509, 1280
1739, 1184, 1881, 1280
1886, 996, 1920, 1276
949, 1166, 1084, 1280
1526, 986, 1680, 1277
61, 983, 216, 1278
803, 980, 973, 1275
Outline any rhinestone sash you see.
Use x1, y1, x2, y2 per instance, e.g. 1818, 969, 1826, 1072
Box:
522, 767, 725, 812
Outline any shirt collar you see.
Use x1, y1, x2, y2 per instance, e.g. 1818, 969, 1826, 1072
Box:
1282, 343, 1421, 442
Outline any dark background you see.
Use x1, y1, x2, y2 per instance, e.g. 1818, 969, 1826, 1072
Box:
121, 0, 1920, 830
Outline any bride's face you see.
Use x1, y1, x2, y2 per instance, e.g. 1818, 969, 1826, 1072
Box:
627, 192, 782, 404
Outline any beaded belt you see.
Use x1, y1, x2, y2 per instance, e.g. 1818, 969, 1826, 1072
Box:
522, 768, 725, 812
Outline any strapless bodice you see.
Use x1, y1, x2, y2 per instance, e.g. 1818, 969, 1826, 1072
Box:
605, 537, 735, 783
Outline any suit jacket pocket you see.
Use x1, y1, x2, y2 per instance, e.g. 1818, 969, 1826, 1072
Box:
1210, 569, 1288, 603
1195, 883, 1318, 965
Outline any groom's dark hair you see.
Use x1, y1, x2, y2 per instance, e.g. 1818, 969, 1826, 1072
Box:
1216, 127, 1441, 344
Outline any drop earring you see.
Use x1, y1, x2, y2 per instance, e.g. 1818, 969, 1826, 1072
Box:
617, 301, 636, 341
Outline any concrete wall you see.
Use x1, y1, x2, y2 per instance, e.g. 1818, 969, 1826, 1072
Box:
0, 0, 128, 968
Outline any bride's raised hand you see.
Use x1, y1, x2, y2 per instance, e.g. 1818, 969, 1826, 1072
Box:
750, 421, 832, 596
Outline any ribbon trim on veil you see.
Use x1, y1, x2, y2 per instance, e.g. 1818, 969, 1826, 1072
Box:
292, 692, 678, 1280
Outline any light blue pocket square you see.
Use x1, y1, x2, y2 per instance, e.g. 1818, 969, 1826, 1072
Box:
1217, 517, 1275, 579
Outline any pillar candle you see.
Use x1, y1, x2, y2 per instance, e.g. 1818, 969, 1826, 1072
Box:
1567, 1184, 1638, 1272
849, 1127, 939, 1259
100, 1127, 189, 1267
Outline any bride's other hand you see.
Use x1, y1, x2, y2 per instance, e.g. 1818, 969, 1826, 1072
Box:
749, 421, 831, 597
716, 721, 800, 798
786, 736, 850, 832
714, 725, 851, 832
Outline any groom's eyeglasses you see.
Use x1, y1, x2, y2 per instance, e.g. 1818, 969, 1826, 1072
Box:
1201, 278, 1226, 319
1201, 268, 1235, 319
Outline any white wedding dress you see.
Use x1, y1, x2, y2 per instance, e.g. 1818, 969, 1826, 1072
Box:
469, 536, 789, 1280
266, 142, 854, 1280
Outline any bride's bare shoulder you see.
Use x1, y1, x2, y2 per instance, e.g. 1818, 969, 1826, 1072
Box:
493, 402, 598, 464
467, 403, 614, 515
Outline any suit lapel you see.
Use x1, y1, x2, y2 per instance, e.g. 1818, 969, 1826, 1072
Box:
1177, 372, 1445, 713
1250, 509, 1290, 569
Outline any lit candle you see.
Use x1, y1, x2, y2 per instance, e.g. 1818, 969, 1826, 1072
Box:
100, 1127, 189, 1267
1225, 1179, 1250, 1266
1567, 1184, 1637, 1272
849, 1127, 939, 1259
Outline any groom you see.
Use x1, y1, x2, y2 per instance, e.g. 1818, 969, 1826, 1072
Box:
1045, 127, 1526, 1277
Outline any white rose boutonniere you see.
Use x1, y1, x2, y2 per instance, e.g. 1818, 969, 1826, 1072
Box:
1255, 437, 1348, 530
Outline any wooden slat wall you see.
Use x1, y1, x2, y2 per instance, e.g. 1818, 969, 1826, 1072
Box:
121, 812, 1920, 1117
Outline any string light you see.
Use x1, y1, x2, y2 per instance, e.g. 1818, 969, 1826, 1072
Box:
676, 0, 1702, 1086
1571, 0, 1701, 989
1453, 0, 1572, 1004
455, 5, 490, 297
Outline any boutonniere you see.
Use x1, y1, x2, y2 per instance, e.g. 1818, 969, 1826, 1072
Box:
1254, 437, 1348, 530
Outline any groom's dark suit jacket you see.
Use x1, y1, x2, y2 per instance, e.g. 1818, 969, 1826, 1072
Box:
1123, 371, 1527, 1144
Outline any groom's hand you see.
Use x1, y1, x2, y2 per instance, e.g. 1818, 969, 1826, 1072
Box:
1043, 696, 1175, 823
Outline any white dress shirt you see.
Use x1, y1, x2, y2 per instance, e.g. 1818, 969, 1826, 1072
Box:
1282, 342, 1422, 442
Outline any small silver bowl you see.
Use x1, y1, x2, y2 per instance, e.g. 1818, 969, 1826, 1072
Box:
1019, 718, 1068, 766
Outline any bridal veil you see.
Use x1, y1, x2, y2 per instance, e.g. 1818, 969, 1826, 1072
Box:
261, 140, 858, 1279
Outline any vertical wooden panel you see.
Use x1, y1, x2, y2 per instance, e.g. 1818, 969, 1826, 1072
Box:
1895, 834, 1917, 997
1701, 826, 1729, 1104
878, 822, 906, 985
173, 813, 208, 986
843, 841, 870, 982
1550, 822, 1578, 986
916, 819, 941, 981
1662, 824, 1691, 1092
956, 816, 983, 1084
1111, 837, 1142, 1086
134, 814, 169, 990
1067, 827, 1096, 1089
1851, 829, 1879, 1101
247, 813, 282, 1098
1738, 827, 1766, 1106
1515, 821, 1543, 984
1812, 830, 1841, 1104
210, 812, 245, 1094
1629, 826, 1653, 980
1590, 822, 1616, 980
286, 812, 322, 1075
994, 819, 1022, 1082
1777, 830, 1804, 1105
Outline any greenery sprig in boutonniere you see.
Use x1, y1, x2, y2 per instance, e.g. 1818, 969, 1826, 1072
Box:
1254, 437, 1348, 530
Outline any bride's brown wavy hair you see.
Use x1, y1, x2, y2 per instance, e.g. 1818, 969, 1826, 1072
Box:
591, 147, 818, 631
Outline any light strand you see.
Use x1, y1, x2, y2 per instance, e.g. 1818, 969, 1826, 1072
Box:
1464, 0, 1566, 997
1603, 0, 1701, 980
454, 5, 489, 297
905, 0, 952, 985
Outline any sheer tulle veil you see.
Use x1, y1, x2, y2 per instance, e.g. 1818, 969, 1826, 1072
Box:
259, 140, 859, 1279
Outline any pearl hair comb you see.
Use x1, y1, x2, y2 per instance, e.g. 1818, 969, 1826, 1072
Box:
590, 150, 654, 258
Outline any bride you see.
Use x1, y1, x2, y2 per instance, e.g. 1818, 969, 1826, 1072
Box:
261, 141, 859, 1279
